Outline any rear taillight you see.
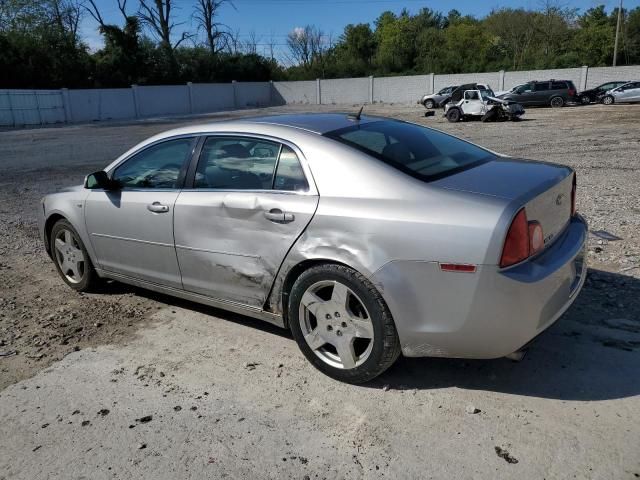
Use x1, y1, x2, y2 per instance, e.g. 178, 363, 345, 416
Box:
500, 209, 529, 268
571, 173, 577, 216
500, 209, 545, 268
568, 88, 576, 97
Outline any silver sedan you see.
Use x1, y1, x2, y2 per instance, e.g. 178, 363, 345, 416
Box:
38, 114, 588, 383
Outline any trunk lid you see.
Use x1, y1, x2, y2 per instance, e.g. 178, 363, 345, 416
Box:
433, 157, 574, 250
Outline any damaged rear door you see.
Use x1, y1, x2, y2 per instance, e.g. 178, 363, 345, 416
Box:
174, 135, 318, 307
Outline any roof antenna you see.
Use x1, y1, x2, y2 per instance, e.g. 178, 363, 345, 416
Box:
348, 105, 364, 121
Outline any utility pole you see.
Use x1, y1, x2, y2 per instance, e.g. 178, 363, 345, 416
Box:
613, 0, 623, 66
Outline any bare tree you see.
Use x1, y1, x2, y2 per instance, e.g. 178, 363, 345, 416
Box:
50, 0, 83, 45
287, 25, 327, 71
138, 0, 191, 51
193, 0, 232, 55
243, 29, 260, 55
84, 0, 129, 27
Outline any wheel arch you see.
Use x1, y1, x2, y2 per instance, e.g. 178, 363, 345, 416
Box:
275, 258, 367, 328
44, 213, 67, 257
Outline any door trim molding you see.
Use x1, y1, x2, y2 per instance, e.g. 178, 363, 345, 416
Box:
175, 244, 259, 258
95, 268, 285, 328
91, 232, 174, 248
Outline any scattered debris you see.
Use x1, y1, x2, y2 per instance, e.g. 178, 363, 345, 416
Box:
173, 406, 182, 412
382, 385, 390, 391
136, 415, 153, 424
81, 420, 90, 427
137, 443, 147, 450
244, 362, 260, 370
495, 446, 518, 464
97, 409, 110, 417
466, 405, 481, 414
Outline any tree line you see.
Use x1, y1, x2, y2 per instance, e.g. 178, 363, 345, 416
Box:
1, 0, 639, 89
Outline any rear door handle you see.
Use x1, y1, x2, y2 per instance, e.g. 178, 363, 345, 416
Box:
264, 208, 294, 223
147, 202, 170, 213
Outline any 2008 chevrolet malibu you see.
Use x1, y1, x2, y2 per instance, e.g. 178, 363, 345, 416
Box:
39, 114, 587, 383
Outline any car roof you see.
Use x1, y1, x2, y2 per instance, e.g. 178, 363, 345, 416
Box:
238, 113, 381, 134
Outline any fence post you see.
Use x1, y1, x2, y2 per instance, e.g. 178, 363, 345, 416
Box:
580, 65, 589, 91
61, 88, 71, 123
269, 80, 274, 106
316, 78, 321, 105
428, 73, 435, 94
131, 84, 140, 119
369, 75, 374, 103
187, 82, 194, 114
499, 70, 505, 91
232, 80, 238, 109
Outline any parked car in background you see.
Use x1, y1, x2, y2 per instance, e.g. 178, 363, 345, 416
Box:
444, 84, 525, 122
494, 83, 526, 97
38, 113, 587, 383
601, 81, 640, 105
578, 81, 629, 104
418, 85, 457, 109
500, 80, 578, 107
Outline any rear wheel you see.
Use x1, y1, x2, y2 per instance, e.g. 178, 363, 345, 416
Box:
446, 108, 461, 123
50, 219, 99, 292
288, 264, 401, 384
550, 96, 565, 108
602, 95, 614, 105
424, 99, 435, 109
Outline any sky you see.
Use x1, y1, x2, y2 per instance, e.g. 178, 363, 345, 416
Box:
80, 0, 640, 63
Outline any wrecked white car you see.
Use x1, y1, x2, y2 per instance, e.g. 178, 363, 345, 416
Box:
444, 83, 525, 123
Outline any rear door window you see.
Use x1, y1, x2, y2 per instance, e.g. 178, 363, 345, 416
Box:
551, 81, 567, 90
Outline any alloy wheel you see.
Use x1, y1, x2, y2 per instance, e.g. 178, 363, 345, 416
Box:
299, 280, 374, 369
54, 229, 86, 284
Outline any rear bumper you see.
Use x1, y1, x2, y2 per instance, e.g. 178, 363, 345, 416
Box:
372, 215, 588, 359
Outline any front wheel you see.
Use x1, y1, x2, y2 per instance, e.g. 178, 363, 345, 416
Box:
550, 96, 564, 108
446, 108, 461, 122
424, 99, 435, 109
288, 264, 401, 384
602, 95, 614, 105
580, 95, 591, 105
50, 219, 99, 292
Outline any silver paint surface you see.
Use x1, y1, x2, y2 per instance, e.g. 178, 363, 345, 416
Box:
39, 114, 588, 359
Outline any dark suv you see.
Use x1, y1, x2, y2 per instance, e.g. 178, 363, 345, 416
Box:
501, 80, 577, 107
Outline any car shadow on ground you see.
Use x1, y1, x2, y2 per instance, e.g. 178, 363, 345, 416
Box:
99, 268, 639, 402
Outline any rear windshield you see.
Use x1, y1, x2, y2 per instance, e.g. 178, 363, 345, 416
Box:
324, 120, 495, 181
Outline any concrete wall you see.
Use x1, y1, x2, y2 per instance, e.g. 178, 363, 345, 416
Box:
272, 81, 317, 105
0, 90, 65, 126
585, 65, 640, 88
234, 82, 271, 107
374, 75, 429, 104
67, 89, 135, 122
320, 77, 370, 105
2, 64, 638, 127
190, 83, 235, 113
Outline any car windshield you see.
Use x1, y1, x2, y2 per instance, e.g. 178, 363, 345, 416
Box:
480, 89, 495, 99
324, 120, 495, 181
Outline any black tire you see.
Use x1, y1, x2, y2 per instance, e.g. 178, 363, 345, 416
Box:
550, 96, 564, 108
446, 108, 461, 123
288, 264, 401, 384
580, 95, 591, 105
50, 219, 99, 292
481, 108, 498, 122
424, 99, 435, 109
602, 95, 614, 105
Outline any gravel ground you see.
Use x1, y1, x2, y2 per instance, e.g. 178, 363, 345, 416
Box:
0, 103, 639, 479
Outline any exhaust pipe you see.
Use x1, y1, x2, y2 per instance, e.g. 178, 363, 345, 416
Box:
505, 349, 527, 362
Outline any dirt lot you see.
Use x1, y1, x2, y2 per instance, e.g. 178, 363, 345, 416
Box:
1, 104, 639, 479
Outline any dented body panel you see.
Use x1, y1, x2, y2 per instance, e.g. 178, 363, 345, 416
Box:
39, 114, 588, 360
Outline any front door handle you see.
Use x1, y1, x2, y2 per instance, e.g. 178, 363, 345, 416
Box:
264, 208, 294, 223
147, 202, 170, 213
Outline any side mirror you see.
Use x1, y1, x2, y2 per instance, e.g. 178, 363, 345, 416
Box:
84, 171, 115, 190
